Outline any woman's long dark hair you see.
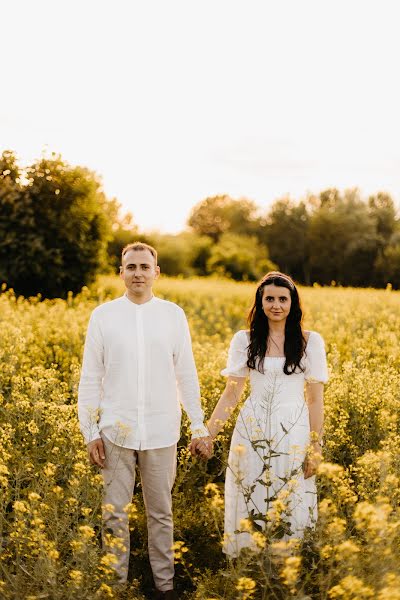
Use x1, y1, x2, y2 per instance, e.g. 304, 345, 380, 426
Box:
247, 271, 306, 375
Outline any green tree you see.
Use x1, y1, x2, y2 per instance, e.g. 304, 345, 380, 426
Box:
188, 195, 265, 241
0, 152, 25, 289
0, 149, 21, 182
374, 231, 400, 288
265, 197, 310, 283
367, 192, 398, 286
206, 233, 276, 281
308, 189, 378, 286
0, 152, 112, 298
368, 192, 397, 240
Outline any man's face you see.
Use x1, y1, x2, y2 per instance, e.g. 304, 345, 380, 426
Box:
120, 249, 160, 297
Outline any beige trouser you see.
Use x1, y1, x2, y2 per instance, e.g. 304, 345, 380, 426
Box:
101, 434, 177, 591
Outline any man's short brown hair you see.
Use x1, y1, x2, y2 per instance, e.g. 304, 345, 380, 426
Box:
121, 242, 158, 265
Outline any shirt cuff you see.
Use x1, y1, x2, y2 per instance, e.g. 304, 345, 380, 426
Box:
190, 423, 210, 438
82, 426, 101, 445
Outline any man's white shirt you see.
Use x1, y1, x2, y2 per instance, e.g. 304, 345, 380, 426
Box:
78, 294, 208, 449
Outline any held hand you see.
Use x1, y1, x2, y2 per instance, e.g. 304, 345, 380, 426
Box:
303, 443, 322, 479
189, 436, 213, 460
87, 438, 106, 468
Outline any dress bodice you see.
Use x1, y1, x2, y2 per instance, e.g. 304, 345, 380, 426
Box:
221, 330, 328, 409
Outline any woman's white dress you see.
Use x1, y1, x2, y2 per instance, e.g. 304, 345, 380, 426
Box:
222, 330, 328, 556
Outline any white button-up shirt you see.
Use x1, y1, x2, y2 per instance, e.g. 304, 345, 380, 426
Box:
78, 294, 208, 449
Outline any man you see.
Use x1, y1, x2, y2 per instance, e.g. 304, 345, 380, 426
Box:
78, 242, 212, 600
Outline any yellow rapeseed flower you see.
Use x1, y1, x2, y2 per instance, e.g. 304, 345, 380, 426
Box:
43, 462, 56, 477
100, 553, 118, 566
251, 531, 265, 549
236, 576, 256, 599
70, 540, 84, 553
328, 575, 374, 599
239, 518, 252, 532
28, 492, 41, 502
13, 501, 27, 513
69, 569, 83, 584
95, 583, 114, 598
172, 540, 189, 560
378, 573, 400, 600
281, 556, 301, 589
78, 525, 95, 540
48, 549, 60, 560
123, 502, 138, 520
27, 420, 39, 435
335, 540, 360, 559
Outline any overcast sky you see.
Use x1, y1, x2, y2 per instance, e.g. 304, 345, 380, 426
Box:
1, 0, 399, 232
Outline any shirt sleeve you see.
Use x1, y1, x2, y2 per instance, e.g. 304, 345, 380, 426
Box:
304, 332, 329, 384
221, 330, 250, 378
77, 311, 105, 444
173, 308, 208, 438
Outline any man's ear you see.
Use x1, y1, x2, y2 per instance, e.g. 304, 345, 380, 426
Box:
155, 265, 161, 279
119, 265, 123, 278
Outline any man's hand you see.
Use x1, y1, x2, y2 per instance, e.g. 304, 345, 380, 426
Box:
189, 436, 213, 460
87, 438, 106, 468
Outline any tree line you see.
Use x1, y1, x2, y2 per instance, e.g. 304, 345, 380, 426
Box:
128, 190, 400, 289
1, 150, 399, 298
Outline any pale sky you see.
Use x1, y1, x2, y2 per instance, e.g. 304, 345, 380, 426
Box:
1, 0, 399, 232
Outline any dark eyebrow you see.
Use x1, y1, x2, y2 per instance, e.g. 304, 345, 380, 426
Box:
265, 294, 289, 299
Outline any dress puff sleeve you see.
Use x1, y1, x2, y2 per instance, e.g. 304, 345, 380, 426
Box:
304, 331, 329, 384
221, 330, 250, 378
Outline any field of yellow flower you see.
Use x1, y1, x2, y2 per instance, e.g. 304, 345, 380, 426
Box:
1, 277, 400, 600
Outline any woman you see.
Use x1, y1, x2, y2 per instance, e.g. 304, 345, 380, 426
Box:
199, 272, 328, 556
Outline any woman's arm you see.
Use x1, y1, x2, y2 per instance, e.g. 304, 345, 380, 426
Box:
190, 376, 246, 458
304, 381, 324, 478
207, 376, 247, 438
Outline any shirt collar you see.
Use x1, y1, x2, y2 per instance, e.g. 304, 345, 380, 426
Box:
122, 293, 157, 307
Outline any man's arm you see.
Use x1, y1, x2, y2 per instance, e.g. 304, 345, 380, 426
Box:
173, 309, 210, 445
78, 312, 106, 466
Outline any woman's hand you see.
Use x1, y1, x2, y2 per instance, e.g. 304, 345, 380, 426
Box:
189, 436, 213, 460
303, 442, 322, 479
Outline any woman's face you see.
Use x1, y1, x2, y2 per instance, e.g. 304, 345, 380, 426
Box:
261, 284, 292, 323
